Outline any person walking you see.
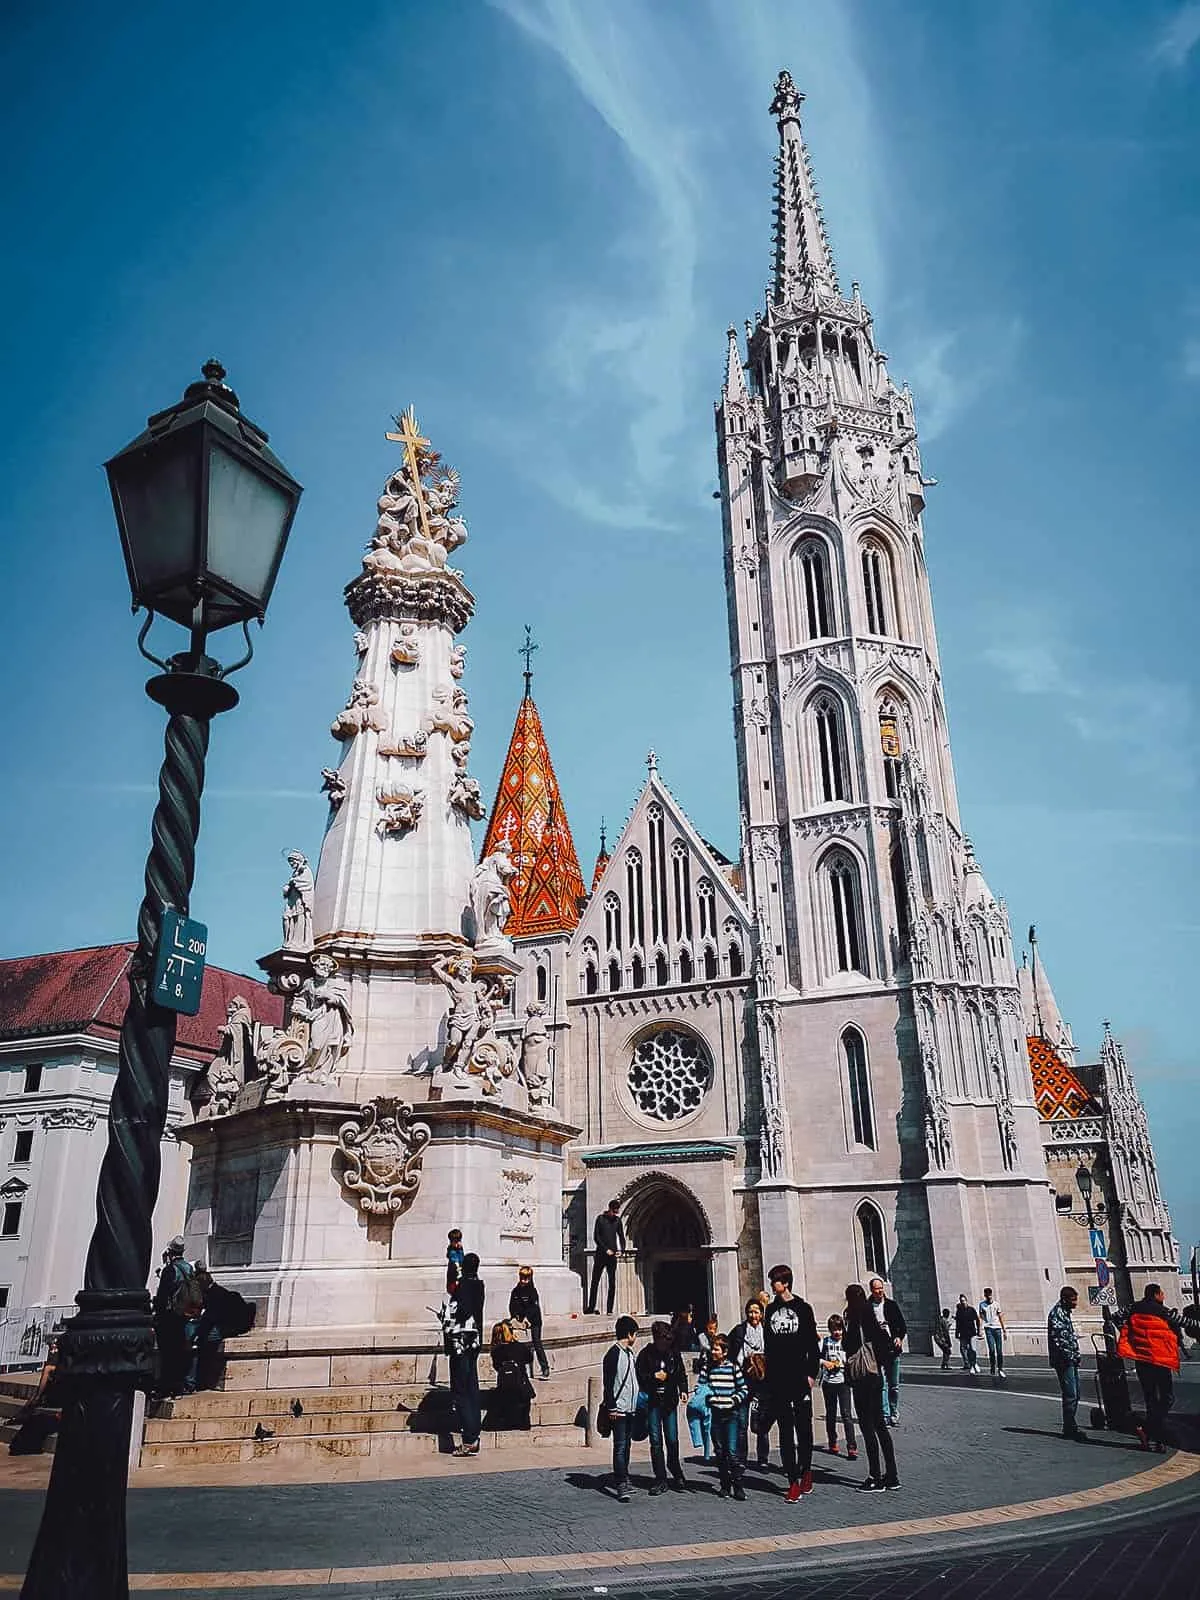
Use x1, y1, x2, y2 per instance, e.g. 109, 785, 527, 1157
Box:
931, 1307, 953, 1371
509, 1266, 551, 1379
1116, 1283, 1185, 1452
636, 1321, 688, 1493
978, 1288, 1007, 1378
1047, 1285, 1086, 1442
602, 1315, 641, 1502
729, 1297, 771, 1470
954, 1294, 981, 1373
843, 1282, 900, 1492
867, 1277, 906, 1425
586, 1200, 625, 1316
818, 1315, 857, 1459
152, 1237, 201, 1398
446, 1252, 485, 1457
763, 1263, 821, 1503
704, 1333, 748, 1499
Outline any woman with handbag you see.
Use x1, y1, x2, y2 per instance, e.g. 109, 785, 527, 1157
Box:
490, 1320, 535, 1430
728, 1298, 771, 1469
842, 1283, 900, 1492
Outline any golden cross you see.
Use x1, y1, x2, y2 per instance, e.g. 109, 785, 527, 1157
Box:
385, 405, 433, 540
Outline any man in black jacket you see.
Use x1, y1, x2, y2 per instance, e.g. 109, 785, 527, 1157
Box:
508, 1266, 550, 1379
586, 1200, 626, 1315
763, 1263, 821, 1502
446, 1253, 485, 1457
868, 1277, 907, 1425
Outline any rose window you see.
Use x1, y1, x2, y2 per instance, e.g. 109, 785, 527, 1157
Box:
627, 1029, 712, 1123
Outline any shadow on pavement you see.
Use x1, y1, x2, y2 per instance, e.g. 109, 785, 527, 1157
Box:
1002, 1425, 1144, 1451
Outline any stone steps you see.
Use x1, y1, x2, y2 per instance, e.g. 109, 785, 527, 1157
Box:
152, 1375, 584, 1420
139, 1419, 584, 1469
144, 1393, 584, 1443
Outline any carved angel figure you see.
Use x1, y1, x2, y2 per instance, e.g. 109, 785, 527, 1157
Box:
377, 784, 424, 837
379, 730, 429, 760
424, 684, 474, 743
390, 623, 421, 667
290, 952, 354, 1086
449, 774, 487, 821
449, 644, 466, 680
321, 768, 348, 808
331, 679, 388, 740
471, 851, 516, 945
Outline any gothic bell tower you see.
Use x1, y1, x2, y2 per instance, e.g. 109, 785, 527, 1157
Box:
716, 72, 1064, 1341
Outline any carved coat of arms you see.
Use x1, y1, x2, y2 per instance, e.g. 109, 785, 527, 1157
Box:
337, 1098, 432, 1216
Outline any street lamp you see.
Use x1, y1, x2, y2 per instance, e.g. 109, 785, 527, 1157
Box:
1075, 1163, 1095, 1226
21, 362, 301, 1600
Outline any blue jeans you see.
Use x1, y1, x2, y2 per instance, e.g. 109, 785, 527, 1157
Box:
610, 1412, 632, 1486
1054, 1361, 1080, 1433
647, 1400, 682, 1482
984, 1327, 1004, 1372
710, 1408, 742, 1489
687, 1381, 712, 1456
881, 1353, 901, 1420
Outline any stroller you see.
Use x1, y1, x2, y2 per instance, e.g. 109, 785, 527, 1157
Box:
1088, 1332, 1134, 1432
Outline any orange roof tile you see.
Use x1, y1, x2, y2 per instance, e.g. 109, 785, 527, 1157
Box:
1027, 1035, 1096, 1120
480, 694, 586, 938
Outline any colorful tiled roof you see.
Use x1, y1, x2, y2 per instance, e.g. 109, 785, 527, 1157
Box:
1027, 1034, 1096, 1120
0, 944, 282, 1062
480, 693, 586, 939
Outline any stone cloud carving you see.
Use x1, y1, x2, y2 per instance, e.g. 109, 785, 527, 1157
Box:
390, 623, 421, 667
377, 784, 425, 837
337, 1098, 432, 1217
331, 679, 388, 740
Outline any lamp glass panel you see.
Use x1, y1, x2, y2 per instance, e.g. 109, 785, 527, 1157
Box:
205, 441, 292, 614
111, 437, 199, 605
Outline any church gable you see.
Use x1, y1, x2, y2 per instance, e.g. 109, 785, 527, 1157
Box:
572, 761, 751, 997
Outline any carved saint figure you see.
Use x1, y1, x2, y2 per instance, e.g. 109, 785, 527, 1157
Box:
431, 952, 479, 1073
520, 1001, 552, 1107
190, 995, 255, 1119
290, 952, 354, 1085
282, 852, 315, 950
471, 851, 517, 945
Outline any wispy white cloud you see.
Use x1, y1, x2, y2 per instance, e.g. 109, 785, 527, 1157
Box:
905, 316, 1025, 442
1150, 3, 1200, 68
981, 601, 1196, 793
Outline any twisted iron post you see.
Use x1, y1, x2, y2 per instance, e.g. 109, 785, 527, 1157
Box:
22, 668, 235, 1600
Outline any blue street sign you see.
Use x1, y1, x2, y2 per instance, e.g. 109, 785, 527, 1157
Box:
151, 910, 208, 1016
1090, 1228, 1107, 1259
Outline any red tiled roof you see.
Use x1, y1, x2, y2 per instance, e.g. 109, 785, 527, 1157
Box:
480, 695, 586, 938
0, 944, 282, 1062
1027, 1035, 1096, 1120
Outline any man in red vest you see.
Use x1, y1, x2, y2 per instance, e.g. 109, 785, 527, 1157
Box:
1116, 1283, 1185, 1451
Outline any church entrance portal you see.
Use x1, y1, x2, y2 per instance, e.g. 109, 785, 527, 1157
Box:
622, 1179, 710, 1321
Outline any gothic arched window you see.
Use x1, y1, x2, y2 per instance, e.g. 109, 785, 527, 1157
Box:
626, 849, 645, 949
857, 1202, 887, 1278
789, 539, 833, 643
703, 946, 719, 981
879, 698, 903, 800
585, 962, 598, 996
536, 965, 548, 1003
679, 949, 693, 984
697, 877, 715, 939
825, 851, 867, 975
813, 696, 851, 804
861, 540, 897, 637
671, 841, 693, 940
843, 1028, 875, 1149
654, 952, 669, 987
608, 958, 622, 993
603, 892, 622, 952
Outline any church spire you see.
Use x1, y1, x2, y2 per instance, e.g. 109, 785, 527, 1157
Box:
769, 70, 838, 306
480, 672, 586, 939
723, 325, 748, 401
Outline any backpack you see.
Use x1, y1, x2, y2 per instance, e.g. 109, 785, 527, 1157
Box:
170, 1264, 205, 1318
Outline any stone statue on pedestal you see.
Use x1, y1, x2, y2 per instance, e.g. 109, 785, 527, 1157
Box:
190, 995, 256, 1119
520, 1001, 552, 1108
470, 851, 516, 949
282, 852, 315, 950
286, 952, 354, 1087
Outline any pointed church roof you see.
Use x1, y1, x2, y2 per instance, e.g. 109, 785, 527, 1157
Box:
723, 325, 749, 401
769, 70, 838, 307
1027, 1035, 1097, 1121
1018, 931, 1078, 1066
591, 821, 611, 894
481, 687, 586, 939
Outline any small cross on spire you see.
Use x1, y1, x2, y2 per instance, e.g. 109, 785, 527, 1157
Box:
519, 625, 539, 698
599, 816, 608, 855
646, 749, 658, 773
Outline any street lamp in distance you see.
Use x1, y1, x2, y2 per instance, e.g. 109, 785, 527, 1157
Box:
20, 361, 301, 1600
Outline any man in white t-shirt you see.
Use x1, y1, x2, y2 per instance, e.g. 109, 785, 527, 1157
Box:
978, 1287, 1007, 1378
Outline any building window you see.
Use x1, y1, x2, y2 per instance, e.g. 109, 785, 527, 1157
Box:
879, 705, 902, 799
728, 940, 744, 978
826, 852, 866, 974
843, 1029, 875, 1148
604, 892, 622, 952
584, 962, 598, 996
626, 850, 645, 948
22, 1066, 42, 1095
627, 1028, 713, 1123
0, 1288, 8, 1312
697, 878, 715, 939
857, 1203, 887, 1277
654, 952, 669, 987
13, 1131, 33, 1165
679, 949, 693, 984
861, 542, 896, 636
814, 696, 850, 803
535, 965, 548, 1003
631, 954, 645, 989
608, 959, 622, 993
703, 946, 718, 981
1, 1203, 21, 1238
790, 540, 833, 642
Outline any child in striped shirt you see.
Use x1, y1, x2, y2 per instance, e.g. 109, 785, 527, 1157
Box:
705, 1334, 749, 1499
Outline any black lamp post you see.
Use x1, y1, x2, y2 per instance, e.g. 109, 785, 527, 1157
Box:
1075, 1163, 1095, 1227
21, 362, 301, 1600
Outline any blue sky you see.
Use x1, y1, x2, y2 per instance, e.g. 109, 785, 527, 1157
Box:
1, 2, 1196, 1250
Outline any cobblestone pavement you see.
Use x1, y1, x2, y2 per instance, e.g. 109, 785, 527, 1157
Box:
0, 1384, 1195, 1596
